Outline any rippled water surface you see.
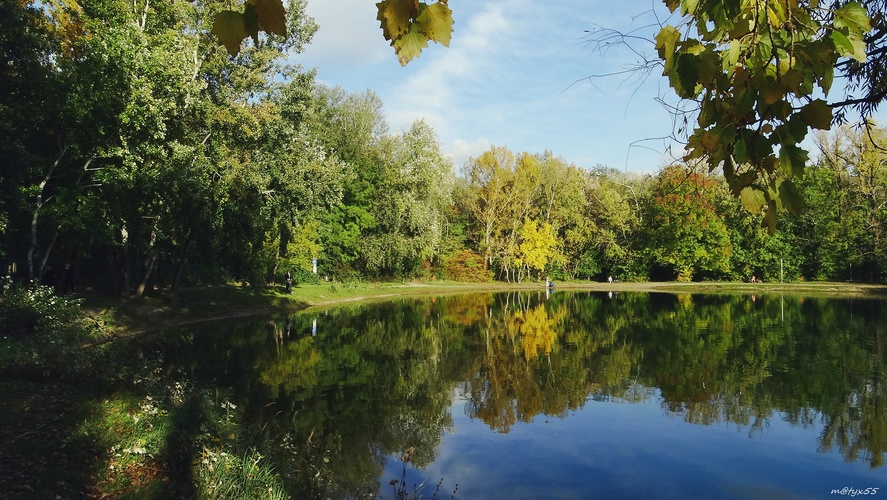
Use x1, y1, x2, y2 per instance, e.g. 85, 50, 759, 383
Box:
149, 291, 886, 498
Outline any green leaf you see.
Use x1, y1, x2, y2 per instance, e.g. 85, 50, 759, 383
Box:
778, 179, 805, 216
762, 199, 778, 234
725, 39, 741, 69
739, 186, 766, 213
212, 11, 248, 56
732, 135, 747, 164
393, 23, 428, 65
681, 0, 700, 15
243, 3, 259, 44
787, 115, 808, 143
675, 53, 701, 97
799, 99, 832, 130
831, 30, 853, 57
377, 0, 419, 41
834, 2, 871, 33
416, 2, 453, 46
655, 26, 681, 72
254, 0, 287, 37
778, 144, 809, 178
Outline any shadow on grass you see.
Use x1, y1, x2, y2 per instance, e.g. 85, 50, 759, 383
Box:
0, 378, 104, 498
0, 332, 207, 498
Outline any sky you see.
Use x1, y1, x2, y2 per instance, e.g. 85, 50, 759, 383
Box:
293, 0, 680, 173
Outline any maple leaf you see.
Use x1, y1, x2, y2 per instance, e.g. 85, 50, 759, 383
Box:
254, 0, 287, 37
213, 11, 248, 56
377, 0, 419, 42
394, 23, 429, 65
416, 2, 453, 46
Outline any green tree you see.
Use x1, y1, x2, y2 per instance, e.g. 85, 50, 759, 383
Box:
361, 119, 454, 278
645, 164, 733, 281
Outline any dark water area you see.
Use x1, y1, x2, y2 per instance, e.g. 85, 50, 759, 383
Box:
145, 291, 886, 499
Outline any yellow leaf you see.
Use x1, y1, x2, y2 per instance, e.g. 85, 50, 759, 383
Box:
377, 0, 419, 42
394, 23, 428, 65
739, 186, 766, 213
416, 2, 453, 46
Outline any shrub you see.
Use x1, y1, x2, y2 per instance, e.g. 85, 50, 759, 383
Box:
0, 277, 83, 337
444, 250, 493, 282
291, 267, 320, 285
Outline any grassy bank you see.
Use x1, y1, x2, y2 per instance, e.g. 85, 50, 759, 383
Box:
2, 279, 886, 498
82, 279, 887, 335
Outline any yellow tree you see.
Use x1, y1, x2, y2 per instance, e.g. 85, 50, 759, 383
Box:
518, 218, 557, 280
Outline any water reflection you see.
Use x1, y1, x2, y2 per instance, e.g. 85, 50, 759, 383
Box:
153, 291, 887, 497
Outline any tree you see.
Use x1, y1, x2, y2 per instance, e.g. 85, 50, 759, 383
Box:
645, 164, 733, 281
361, 119, 454, 277
517, 219, 557, 279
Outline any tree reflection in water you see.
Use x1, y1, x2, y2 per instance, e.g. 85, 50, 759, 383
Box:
160, 291, 887, 497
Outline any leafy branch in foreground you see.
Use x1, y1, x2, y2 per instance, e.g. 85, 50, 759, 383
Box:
586, 1, 879, 231
657, 0, 871, 231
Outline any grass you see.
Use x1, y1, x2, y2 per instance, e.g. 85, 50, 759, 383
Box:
2, 278, 885, 498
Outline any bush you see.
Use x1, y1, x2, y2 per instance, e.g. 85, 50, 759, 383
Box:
443, 250, 493, 282
291, 267, 320, 285
0, 277, 83, 336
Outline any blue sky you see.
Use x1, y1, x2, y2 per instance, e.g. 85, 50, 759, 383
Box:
294, 0, 680, 173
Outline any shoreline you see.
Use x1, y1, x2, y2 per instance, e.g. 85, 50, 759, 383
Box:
83, 280, 887, 337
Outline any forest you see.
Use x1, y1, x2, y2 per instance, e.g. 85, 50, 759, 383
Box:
3, 0, 887, 295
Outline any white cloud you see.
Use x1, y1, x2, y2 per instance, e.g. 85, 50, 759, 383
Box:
449, 137, 492, 169
296, 0, 681, 174
384, 3, 513, 145
299, 0, 391, 67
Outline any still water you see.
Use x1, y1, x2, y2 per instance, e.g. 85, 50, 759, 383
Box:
152, 291, 886, 499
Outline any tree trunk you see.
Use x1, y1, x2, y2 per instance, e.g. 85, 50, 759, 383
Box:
120, 225, 131, 296
26, 145, 68, 280
170, 232, 193, 296
135, 247, 160, 299
36, 231, 58, 282
106, 245, 120, 294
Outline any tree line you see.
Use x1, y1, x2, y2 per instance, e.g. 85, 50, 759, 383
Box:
3, 0, 886, 294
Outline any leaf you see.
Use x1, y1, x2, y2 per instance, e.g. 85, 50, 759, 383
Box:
243, 3, 259, 44
762, 83, 786, 104
834, 2, 871, 33
799, 99, 832, 130
732, 136, 747, 164
393, 23, 428, 65
213, 11, 248, 56
416, 2, 453, 46
830, 30, 866, 61
254, 0, 287, 37
778, 179, 805, 216
675, 53, 701, 97
778, 144, 809, 178
377, 0, 418, 42
655, 26, 681, 72
762, 199, 778, 234
739, 186, 766, 213
725, 39, 741, 69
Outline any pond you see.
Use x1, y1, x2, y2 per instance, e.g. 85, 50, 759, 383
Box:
148, 291, 886, 499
